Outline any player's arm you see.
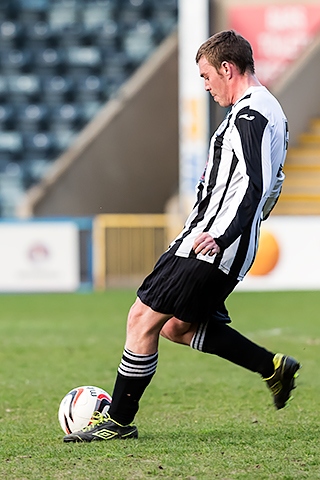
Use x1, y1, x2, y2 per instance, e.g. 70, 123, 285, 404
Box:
261, 166, 285, 220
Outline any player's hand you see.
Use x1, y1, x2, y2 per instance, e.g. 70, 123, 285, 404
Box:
193, 233, 220, 256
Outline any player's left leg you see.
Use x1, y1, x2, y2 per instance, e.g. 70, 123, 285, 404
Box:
64, 298, 172, 442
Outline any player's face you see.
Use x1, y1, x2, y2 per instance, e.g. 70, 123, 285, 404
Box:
198, 56, 231, 107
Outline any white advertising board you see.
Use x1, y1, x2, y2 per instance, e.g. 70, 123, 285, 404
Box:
0, 222, 80, 292
238, 216, 320, 291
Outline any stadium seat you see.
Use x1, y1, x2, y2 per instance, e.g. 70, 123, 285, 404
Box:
24, 20, 54, 49
42, 74, 74, 104
122, 19, 155, 64
74, 74, 106, 102
0, 104, 15, 130
0, 155, 10, 173
23, 131, 57, 158
0, 1, 11, 20
48, 5, 77, 32
0, 75, 8, 101
1, 48, 33, 74
34, 47, 66, 74
50, 129, 77, 151
49, 103, 84, 131
22, 157, 53, 188
0, 20, 23, 48
16, 0, 50, 11
7, 74, 41, 103
0, 131, 23, 156
16, 103, 49, 132
64, 46, 102, 73
79, 100, 102, 122
55, 23, 88, 48
90, 20, 120, 50
81, 3, 116, 32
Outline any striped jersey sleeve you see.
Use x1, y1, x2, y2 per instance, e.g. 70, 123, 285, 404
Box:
169, 86, 288, 280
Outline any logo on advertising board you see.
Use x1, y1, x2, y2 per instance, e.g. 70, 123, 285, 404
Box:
27, 242, 50, 263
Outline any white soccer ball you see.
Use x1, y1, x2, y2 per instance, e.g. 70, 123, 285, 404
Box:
58, 385, 112, 434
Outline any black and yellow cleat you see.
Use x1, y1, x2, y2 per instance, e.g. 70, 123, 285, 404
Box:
264, 353, 300, 409
63, 412, 138, 442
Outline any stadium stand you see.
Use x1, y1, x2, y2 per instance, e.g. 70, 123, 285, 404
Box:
0, 0, 178, 216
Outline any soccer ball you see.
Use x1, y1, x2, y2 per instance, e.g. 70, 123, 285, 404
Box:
58, 385, 112, 434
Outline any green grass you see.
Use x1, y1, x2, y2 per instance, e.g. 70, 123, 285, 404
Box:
0, 290, 319, 479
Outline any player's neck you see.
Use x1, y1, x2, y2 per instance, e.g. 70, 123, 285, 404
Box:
231, 74, 262, 105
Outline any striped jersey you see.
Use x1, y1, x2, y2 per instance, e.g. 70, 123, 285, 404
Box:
169, 85, 288, 280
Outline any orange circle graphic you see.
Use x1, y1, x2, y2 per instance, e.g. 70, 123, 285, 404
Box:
249, 229, 280, 276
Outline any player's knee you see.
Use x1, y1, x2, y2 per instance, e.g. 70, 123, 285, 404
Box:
160, 318, 192, 345
127, 298, 169, 337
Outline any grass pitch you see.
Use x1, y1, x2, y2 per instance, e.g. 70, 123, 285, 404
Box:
0, 290, 319, 479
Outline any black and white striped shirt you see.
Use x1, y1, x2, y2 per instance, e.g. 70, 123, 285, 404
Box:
169, 86, 288, 280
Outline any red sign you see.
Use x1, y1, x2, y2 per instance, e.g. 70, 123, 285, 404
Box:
229, 5, 320, 86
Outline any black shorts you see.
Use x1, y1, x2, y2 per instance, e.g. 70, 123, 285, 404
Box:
137, 251, 238, 324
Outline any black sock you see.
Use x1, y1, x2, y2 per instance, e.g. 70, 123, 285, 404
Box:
191, 321, 274, 378
108, 348, 158, 425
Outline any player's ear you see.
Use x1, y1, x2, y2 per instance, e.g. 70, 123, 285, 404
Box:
221, 61, 233, 79
220, 61, 229, 76
221, 61, 228, 73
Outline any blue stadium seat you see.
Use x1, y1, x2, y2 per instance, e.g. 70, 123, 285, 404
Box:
7, 74, 41, 103
16, 103, 49, 132
49, 103, 84, 131
149, 0, 177, 10
0, 155, 10, 173
90, 20, 119, 49
74, 74, 106, 102
0, 162, 25, 217
42, 74, 74, 104
50, 129, 77, 151
24, 20, 54, 49
16, 0, 50, 11
81, 3, 116, 32
34, 47, 65, 74
0, 1, 11, 21
79, 100, 102, 122
23, 131, 56, 157
64, 46, 102, 73
0, 104, 15, 130
1, 48, 32, 73
0, 131, 23, 155
149, 0, 177, 38
22, 157, 53, 188
122, 19, 155, 64
55, 23, 88, 48
0, 20, 23, 48
47, 5, 77, 33
0, 75, 8, 101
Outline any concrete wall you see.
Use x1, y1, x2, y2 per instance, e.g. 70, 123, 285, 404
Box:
18, 33, 179, 217
273, 34, 320, 146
